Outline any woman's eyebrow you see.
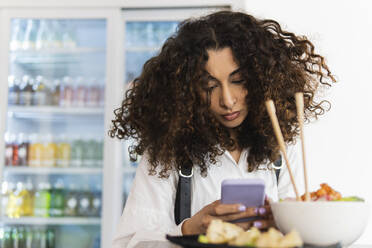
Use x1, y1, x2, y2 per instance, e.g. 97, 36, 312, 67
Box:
229, 68, 241, 77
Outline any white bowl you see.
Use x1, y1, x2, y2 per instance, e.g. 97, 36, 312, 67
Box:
270, 201, 370, 247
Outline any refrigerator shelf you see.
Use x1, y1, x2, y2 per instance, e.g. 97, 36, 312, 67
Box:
0, 216, 101, 225
3, 166, 103, 175
8, 106, 104, 118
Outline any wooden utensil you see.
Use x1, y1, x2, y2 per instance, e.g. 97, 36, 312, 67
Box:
295, 92, 310, 201
265, 100, 301, 201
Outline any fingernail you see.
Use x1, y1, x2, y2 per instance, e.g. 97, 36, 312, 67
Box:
238, 205, 246, 212
254, 207, 259, 215
253, 221, 262, 228
259, 207, 266, 215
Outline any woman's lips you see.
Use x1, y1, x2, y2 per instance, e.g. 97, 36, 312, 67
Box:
222, 111, 240, 121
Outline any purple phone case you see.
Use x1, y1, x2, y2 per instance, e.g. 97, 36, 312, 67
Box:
221, 179, 265, 223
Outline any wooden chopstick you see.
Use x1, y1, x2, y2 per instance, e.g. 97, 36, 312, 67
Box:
295, 92, 310, 201
265, 100, 301, 201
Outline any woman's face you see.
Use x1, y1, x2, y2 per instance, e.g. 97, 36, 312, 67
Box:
203, 47, 249, 129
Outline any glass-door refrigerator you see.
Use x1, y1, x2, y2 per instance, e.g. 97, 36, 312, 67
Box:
0, 9, 119, 248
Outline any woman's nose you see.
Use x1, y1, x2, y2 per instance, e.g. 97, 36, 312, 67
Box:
219, 86, 236, 110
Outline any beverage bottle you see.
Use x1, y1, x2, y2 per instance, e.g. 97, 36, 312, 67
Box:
24, 178, 34, 216
11, 226, 20, 248
5, 182, 15, 218
4, 132, 14, 166
51, 79, 61, 106
17, 133, 29, 166
56, 134, 70, 168
39, 228, 47, 248
90, 183, 102, 217
50, 20, 63, 49
64, 183, 78, 217
25, 227, 33, 248
95, 138, 103, 168
42, 134, 57, 167
17, 226, 26, 248
82, 137, 95, 168
33, 75, 47, 106
16, 181, 33, 217
73, 76, 87, 107
49, 179, 64, 217
11, 133, 19, 166
33, 182, 51, 217
1, 181, 11, 216
35, 20, 49, 50
8, 182, 25, 218
19, 75, 35, 106
8, 75, 21, 105
61, 21, 77, 49
70, 136, 84, 168
22, 19, 38, 50
2, 227, 12, 248
10, 19, 25, 51
28, 134, 43, 167
86, 77, 100, 107
98, 78, 105, 107
77, 184, 91, 217
31, 228, 41, 248
46, 228, 55, 248
59, 76, 74, 107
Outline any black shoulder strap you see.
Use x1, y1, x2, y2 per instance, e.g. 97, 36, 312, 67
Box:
174, 155, 282, 225
274, 155, 282, 185
174, 166, 193, 225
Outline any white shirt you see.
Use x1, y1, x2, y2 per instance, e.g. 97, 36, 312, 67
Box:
112, 141, 304, 248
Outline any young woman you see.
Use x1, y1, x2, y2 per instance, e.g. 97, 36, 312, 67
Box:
110, 10, 335, 248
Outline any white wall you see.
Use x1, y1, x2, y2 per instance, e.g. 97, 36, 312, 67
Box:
243, 0, 372, 244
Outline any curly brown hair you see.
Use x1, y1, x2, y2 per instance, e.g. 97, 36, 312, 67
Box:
109, 10, 335, 178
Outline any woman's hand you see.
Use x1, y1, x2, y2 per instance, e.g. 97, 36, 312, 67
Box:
181, 198, 275, 235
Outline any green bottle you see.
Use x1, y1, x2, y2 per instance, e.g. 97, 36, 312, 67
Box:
46, 228, 55, 248
3, 227, 12, 248
49, 180, 65, 217
18, 226, 26, 248
11, 226, 19, 248
25, 227, 33, 248
34, 182, 51, 217
31, 228, 41, 248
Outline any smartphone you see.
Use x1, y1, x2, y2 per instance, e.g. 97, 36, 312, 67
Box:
221, 178, 265, 222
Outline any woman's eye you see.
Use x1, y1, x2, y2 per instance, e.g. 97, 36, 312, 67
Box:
232, 79, 244, 84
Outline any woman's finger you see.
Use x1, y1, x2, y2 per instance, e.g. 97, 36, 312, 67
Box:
211, 203, 247, 216
251, 219, 276, 230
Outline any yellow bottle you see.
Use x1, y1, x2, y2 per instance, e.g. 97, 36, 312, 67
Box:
29, 134, 43, 167
22, 179, 34, 216
57, 135, 71, 167
7, 182, 24, 218
43, 134, 57, 167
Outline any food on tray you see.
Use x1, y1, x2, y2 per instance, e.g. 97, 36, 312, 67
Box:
300, 183, 364, 202
198, 219, 303, 247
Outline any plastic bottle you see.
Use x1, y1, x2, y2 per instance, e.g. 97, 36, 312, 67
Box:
2, 227, 12, 248
1, 181, 10, 216
33, 75, 47, 106
31, 228, 41, 248
46, 228, 55, 248
56, 134, 71, 168
8, 75, 20, 105
51, 79, 61, 106
10, 19, 25, 51
5, 182, 15, 218
61, 21, 77, 49
11, 133, 19, 166
49, 179, 65, 217
90, 183, 102, 217
35, 20, 49, 50
17, 226, 26, 248
17, 133, 29, 166
77, 184, 91, 217
64, 183, 78, 217
8, 182, 26, 218
28, 133, 43, 167
70, 136, 84, 168
19, 75, 34, 106
59, 76, 74, 107
74, 76, 87, 107
4, 132, 14, 166
33, 182, 51, 217
42, 134, 57, 167
82, 137, 96, 168
25, 226, 33, 248
95, 138, 104, 168
22, 19, 38, 50
86, 77, 100, 107
50, 20, 63, 49
24, 178, 35, 216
